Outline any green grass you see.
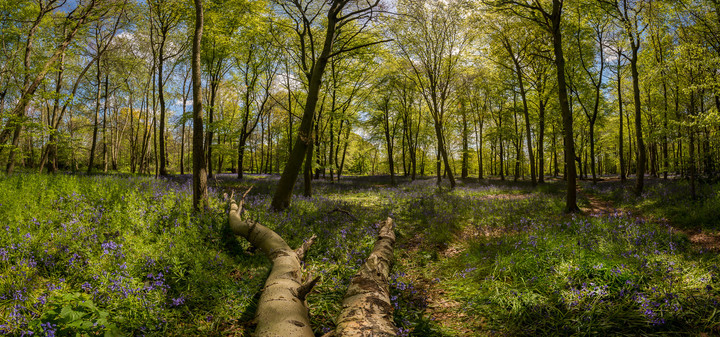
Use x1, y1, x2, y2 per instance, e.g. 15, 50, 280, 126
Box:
583, 178, 720, 230
1, 173, 719, 336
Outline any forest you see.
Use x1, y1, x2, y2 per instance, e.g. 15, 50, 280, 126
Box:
1, 0, 719, 335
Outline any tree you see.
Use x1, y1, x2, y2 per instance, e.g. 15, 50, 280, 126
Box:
488, 14, 538, 185
601, 0, 647, 195
570, 4, 609, 184
490, 0, 580, 212
1, 0, 103, 173
149, 0, 188, 176
192, 0, 208, 211
270, 0, 385, 210
235, 36, 278, 179
370, 74, 399, 185
391, 0, 472, 189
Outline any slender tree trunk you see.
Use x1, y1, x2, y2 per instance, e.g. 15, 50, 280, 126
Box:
180, 74, 189, 175
618, 62, 625, 181
39, 46, 66, 174
238, 137, 247, 179
102, 73, 109, 173
461, 105, 469, 179
538, 100, 545, 183
192, 0, 208, 211
515, 64, 536, 185
328, 116, 335, 181
206, 82, 217, 179
271, 9, 340, 210
630, 42, 645, 195
589, 121, 596, 183
304, 139, 313, 197
551, 0, 579, 212
158, 37, 168, 176
339, 124, 349, 179
512, 97, 521, 182
474, 114, 484, 181
689, 91, 696, 199
87, 56, 102, 174
552, 123, 558, 177
382, 100, 396, 185
436, 121, 455, 188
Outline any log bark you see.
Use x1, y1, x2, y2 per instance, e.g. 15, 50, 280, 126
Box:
228, 189, 315, 337
333, 218, 397, 337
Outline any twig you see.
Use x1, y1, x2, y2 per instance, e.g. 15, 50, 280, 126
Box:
328, 208, 357, 220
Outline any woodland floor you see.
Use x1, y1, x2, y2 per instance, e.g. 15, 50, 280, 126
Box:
1, 173, 719, 336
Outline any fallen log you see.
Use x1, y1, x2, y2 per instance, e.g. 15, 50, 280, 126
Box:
333, 217, 398, 337
228, 188, 316, 337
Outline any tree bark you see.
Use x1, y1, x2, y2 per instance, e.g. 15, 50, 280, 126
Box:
271, 5, 341, 210
618, 55, 626, 182
158, 34, 168, 176
461, 104, 469, 179
550, 0, 579, 212
192, 0, 208, 211
333, 218, 397, 337
630, 40, 645, 196
228, 191, 316, 337
87, 54, 103, 174
538, 99, 546, 183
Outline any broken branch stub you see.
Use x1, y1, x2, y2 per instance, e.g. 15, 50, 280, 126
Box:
229, 191, 315, 337
334, 217, 398, 337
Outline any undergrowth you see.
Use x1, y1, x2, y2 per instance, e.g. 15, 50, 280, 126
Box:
1, 173, 718, 336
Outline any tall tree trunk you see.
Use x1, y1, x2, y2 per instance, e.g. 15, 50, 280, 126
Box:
618, 59, 626, 181
383, 104, 396, 186
338, 124, 350, 179
238, 137, 247, 179
39, 46, 65, 174
513, 96, 521, 182
180, 73, 189, 175
192, 0, 208, 211
552, 123, 558, 177
435, 121, 455, 188
102, 73, 109, 173
512, 58, 536, 185
87, 56, 102, 174
474, 112, 484, 181
461, 104, 469, 179
630, 41, 645, 196
158, 36, 168, 176
551, 0, 579, 212
538, 99, 546, 183
304, 139, 313, 197
689, 91, 696, 199
271, 9, 340, 211
206, 82, 217, 179
328, 115, 335, 181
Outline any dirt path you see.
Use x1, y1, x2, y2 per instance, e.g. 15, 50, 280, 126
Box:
397, 193, 534, 335
579, 187, 720, 252
401, 187, 718, 335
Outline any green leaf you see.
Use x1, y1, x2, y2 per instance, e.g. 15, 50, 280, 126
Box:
59, 305, 86, 322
